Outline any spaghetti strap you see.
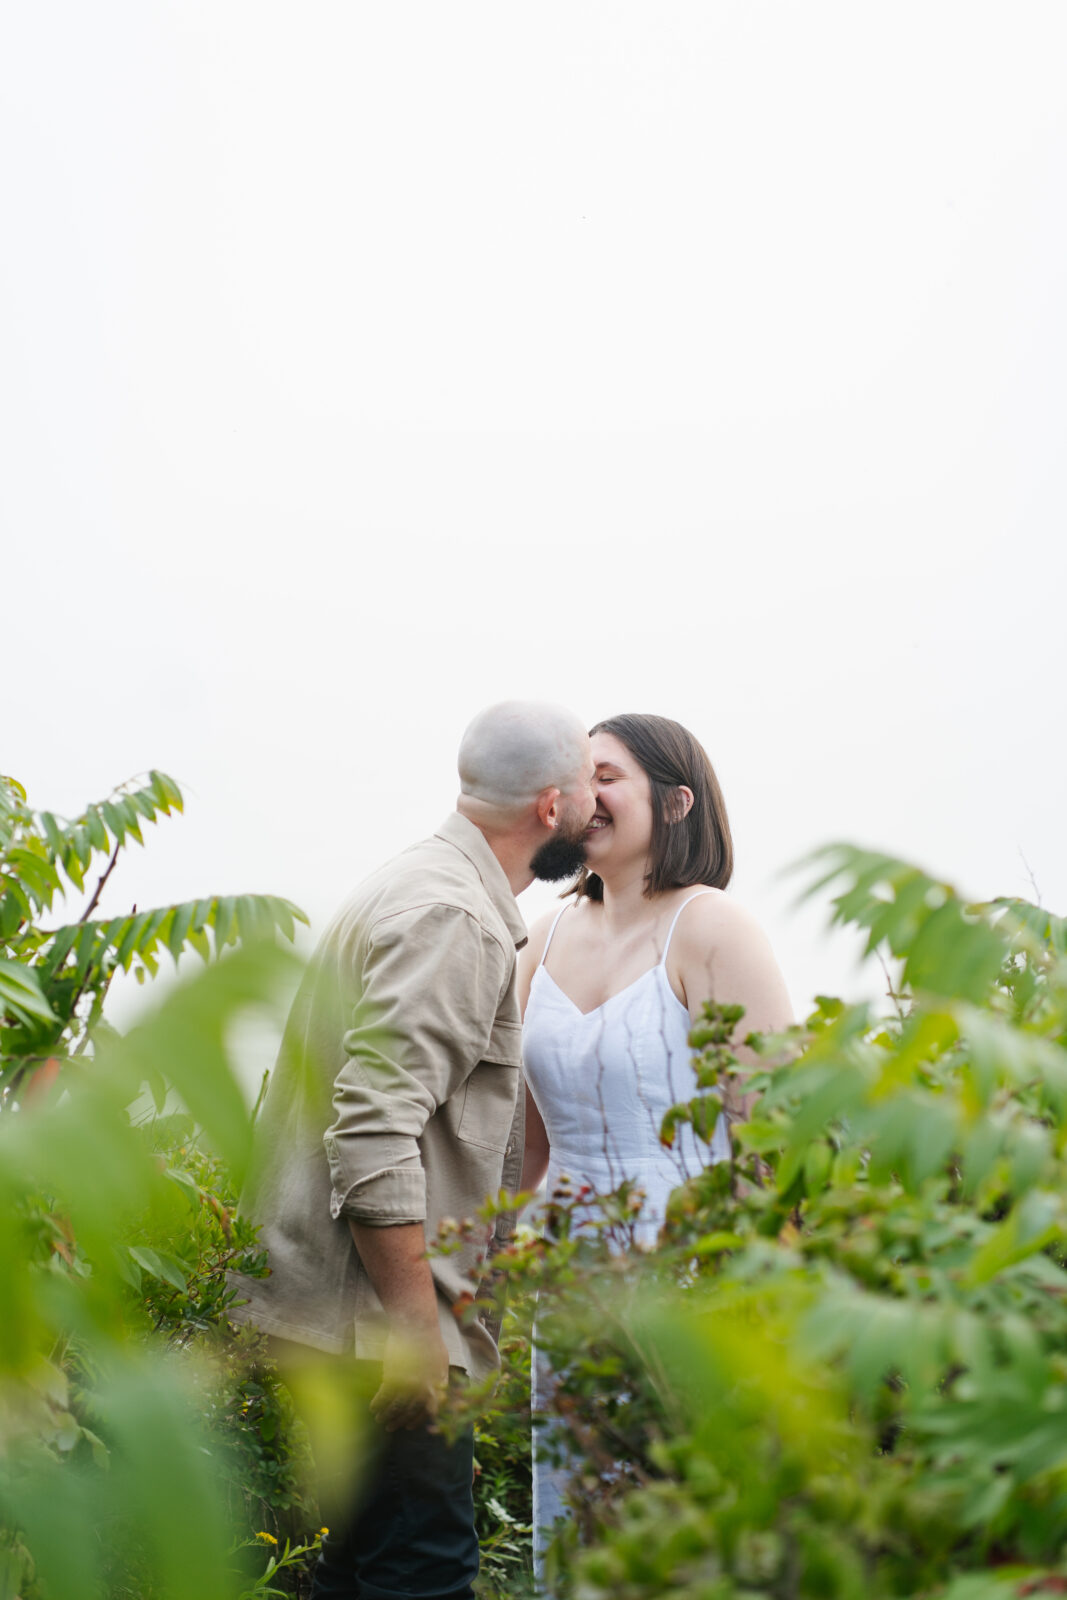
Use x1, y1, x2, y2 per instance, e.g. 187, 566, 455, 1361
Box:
539, 903, 572, 966
661, 890, 718, 965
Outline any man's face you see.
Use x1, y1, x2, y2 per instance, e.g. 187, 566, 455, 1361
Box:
529, 754, 597, 883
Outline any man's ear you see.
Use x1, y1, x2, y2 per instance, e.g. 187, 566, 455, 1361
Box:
535, 787, 562, 829
664, 786, 694, 824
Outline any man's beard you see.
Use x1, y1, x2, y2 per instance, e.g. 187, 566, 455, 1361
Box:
529, 820, 588, 883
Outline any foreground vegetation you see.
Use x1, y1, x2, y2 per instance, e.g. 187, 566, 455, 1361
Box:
468, 848, 1067, 1598
3, 768, 1067, 1597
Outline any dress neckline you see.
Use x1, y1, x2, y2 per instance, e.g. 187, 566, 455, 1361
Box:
533, 888, 717, 1021
534, 962, 689, 1021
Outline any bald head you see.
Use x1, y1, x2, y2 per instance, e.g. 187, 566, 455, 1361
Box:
458, 701, 590, 814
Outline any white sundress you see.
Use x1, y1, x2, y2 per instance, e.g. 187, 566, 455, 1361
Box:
522, 892, 731, 1583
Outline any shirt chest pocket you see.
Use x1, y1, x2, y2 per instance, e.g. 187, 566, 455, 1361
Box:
457, 1017, 522, 1152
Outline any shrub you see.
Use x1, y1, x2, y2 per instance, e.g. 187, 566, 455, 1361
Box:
455, 847, 1067, 1597
0, 770, 309, 1600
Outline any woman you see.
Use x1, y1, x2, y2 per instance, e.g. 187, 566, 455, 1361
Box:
518, 713, 793, 1575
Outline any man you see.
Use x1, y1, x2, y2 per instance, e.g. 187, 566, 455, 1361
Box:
229, 701, 596, 1600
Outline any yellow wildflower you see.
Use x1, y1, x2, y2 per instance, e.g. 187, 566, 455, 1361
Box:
318, 1527, 329, 1537
255, 1532, 277, 1545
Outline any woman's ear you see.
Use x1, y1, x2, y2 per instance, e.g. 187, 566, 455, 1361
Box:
664, 785, 694, 824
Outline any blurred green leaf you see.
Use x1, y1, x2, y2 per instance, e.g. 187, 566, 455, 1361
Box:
0, 959, 56, 1027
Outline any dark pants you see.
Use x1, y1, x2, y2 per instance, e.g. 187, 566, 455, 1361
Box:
270, 1343, 478, 1600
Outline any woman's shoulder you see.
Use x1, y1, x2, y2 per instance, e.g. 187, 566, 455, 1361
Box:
668, 886, 792, 1029
522, 899, 582, 967
669, 886, 769, 950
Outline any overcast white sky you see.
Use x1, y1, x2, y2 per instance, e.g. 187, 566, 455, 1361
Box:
3, 3, 1066, 1055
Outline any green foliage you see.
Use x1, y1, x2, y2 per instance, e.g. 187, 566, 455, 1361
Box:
232, 1529, 328, 1599
0, 770, 310, 1600
458, 843, 1067, 1597
469, 1307, 535, 1595
0, 769, 305, 1089
11, 762, 1067, 1598
119, 1122, 318, 1556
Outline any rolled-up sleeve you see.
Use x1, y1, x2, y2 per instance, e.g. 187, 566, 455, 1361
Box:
324, 903, 508, 1226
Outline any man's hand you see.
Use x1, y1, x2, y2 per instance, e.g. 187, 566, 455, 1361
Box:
347, 1219, 450, 1431
373, 1323, 450, 1432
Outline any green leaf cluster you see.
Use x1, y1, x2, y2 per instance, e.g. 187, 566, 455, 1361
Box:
0, 769, 306, 1085
462, 843, 1067, 1598
0, 770, 311, 1600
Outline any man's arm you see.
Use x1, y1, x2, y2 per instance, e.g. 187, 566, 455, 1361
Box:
327, 903, 508, 1426
347, 1220, 449, 1430
326, 904, 504, 1222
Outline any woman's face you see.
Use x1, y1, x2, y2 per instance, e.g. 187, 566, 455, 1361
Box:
583, 730, 655, 874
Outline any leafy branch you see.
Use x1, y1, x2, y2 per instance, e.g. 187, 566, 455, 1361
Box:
0, 771, 307, 1095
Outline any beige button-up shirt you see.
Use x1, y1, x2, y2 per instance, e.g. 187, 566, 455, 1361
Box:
229, 814, 526, 1380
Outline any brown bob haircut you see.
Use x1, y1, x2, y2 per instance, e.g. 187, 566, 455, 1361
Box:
570, 713, 734, 902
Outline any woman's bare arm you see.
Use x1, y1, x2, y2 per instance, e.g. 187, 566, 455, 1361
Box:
517, 909, 559, 1192
520, 1085, 550, 1192
671, 893, 793, 1125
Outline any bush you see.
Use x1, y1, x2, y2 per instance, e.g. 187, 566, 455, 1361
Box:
455, 846, 1067, 1598
0, 770, 311, 1600
10, 762, 1067, 1598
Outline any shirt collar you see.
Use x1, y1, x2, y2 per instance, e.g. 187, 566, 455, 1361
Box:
433, 812, 528, 950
